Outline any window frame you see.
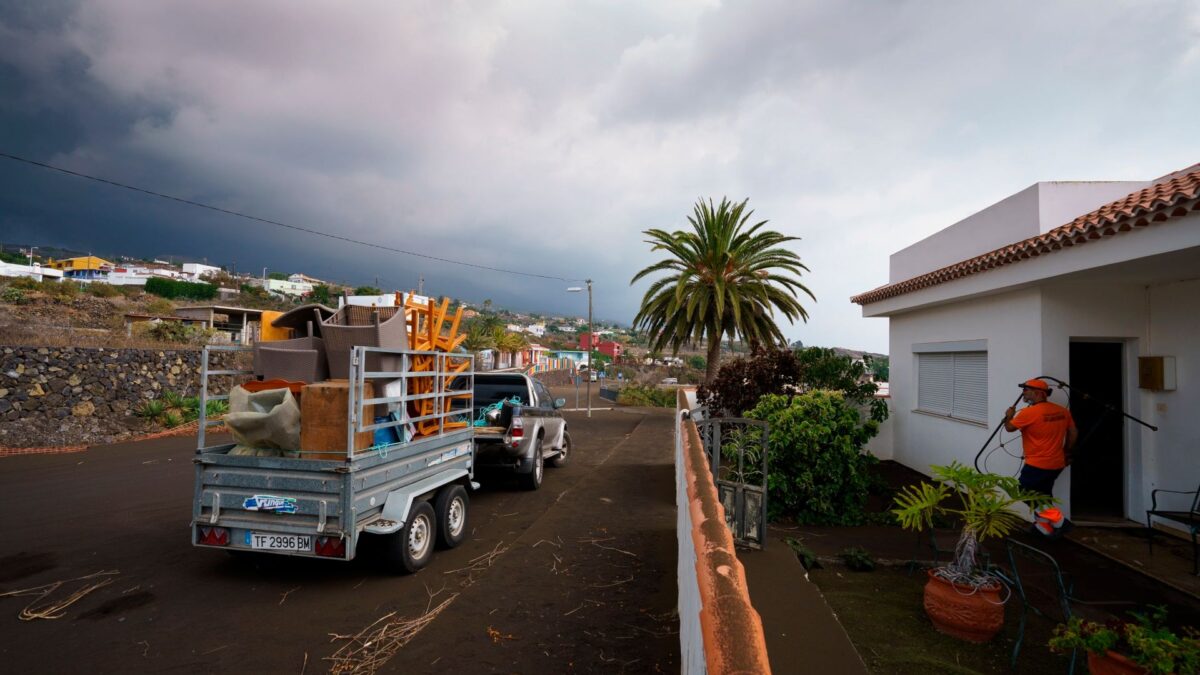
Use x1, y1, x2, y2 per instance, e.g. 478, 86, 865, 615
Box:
913, 344, 988, 426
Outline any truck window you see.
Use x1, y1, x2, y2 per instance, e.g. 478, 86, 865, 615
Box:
533, 381, 552, 407
472, 375, 530, 408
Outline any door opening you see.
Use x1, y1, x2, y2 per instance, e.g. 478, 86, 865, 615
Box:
1068, 342, 1125, 519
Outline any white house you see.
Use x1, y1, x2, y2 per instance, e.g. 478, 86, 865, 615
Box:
853, 163, 1200, 526
182, 262, 222, 280
265, 278, 314, 297
526, 323, 546, 338
0, 262, 63, 282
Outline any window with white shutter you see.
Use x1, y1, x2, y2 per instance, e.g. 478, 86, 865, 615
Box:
917, 351, 988, 424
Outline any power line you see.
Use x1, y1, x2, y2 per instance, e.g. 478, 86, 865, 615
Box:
0, 151, 584, 283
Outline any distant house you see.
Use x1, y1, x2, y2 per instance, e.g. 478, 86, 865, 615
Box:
264, 278, 313, 297
46, 255, 112, 272
579, 333, 623, 359
0, 262, 63, 282
525, 323, 546, 338
551, 350, 589, 368
852, 162, 1200, 525
174, 305, 265, 345
181, 262, 222, 280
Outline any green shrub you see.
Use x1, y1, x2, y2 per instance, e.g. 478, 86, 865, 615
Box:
699, 346, 888, 422
161, 391, 184, 408
1, 286, 28, 304
144, 298, 175, 316
785, 537, 820, 570
617, 384, 675, 407
138, 400, 166, 419
147, 321, 214, 345
161, 411, 183, 428
48, 280, 81, 303
144, 277, 216, 300
86, 282, 121, 298
205, 399, 229, 417
746, 391, 879, 524
838, 546, 876, 571
9, 276, 41, 291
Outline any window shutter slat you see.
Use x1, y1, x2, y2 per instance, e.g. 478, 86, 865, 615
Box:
951, 352, 988, 423
918, 353, 953, 415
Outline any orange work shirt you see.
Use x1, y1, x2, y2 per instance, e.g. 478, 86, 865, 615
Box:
1010, 401, 1074, 470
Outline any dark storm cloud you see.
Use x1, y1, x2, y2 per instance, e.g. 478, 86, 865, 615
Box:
2, 1, 1199, 349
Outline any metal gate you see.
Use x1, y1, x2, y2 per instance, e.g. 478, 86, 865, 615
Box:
694, 414, 769, 549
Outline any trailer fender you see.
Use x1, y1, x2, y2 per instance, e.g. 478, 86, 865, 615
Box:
362, 469, 469, 535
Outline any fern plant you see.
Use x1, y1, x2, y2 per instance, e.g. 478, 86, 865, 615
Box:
893, 462, 1055, 586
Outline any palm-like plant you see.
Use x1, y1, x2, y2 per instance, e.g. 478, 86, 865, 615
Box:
631, 197, 814, 383
893, 462, 1055, 586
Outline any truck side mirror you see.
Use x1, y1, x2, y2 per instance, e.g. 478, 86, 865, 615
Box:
553, 398, 566, 409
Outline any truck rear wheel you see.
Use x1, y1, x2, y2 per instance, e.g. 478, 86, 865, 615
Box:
518, 437, 544, 491
548, 431, 571, 468
386, 501, 436, 574
434, 485, 468, 549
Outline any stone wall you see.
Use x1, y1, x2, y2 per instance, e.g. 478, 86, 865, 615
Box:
0, 346, 240, 448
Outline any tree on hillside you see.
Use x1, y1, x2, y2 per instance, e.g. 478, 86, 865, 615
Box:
630, 197, 815, 383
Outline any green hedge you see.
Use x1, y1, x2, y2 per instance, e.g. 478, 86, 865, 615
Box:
145, 277, 217, 300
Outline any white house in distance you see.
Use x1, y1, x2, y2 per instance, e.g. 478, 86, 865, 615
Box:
853, 163, 1200, 526
181, 262, 222, 280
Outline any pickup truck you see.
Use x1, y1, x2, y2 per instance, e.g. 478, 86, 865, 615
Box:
192, 345, 477, 574
470, 372, 571, 490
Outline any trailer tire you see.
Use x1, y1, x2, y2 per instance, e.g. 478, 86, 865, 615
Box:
548, 431, 571, 468
386, 501, 436, 574
434, 485, 469, 549
518, 437, 544, 491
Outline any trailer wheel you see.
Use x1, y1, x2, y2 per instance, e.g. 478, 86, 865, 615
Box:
518, 437, 544, 491
548, 431, 571, 468
434, 485, 469, 549
386, 501, 436, 574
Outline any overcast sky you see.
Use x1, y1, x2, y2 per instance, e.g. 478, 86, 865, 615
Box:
2, 1, 1199, 352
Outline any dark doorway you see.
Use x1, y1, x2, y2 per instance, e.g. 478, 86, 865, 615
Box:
1069, 342, 1125, 519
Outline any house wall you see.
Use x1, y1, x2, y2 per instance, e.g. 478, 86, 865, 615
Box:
1040, 282, 1147, 517
888, 181, 1150, 286
888, 287, 1043, 479
1139, 280, 1200, 517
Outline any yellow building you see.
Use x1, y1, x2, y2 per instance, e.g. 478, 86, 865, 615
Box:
47, 256, 113, 271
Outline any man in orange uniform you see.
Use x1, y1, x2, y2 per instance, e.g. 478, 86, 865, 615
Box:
1003, 378, 1079, 535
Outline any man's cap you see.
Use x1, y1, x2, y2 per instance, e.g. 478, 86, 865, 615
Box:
1019, 378, 1051, 392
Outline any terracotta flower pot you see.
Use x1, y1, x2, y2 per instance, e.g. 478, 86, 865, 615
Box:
922, 569, 1005, 643
1086, 650, 1149, 675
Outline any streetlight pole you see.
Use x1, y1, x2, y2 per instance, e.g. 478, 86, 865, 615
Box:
566, 279, 594, 418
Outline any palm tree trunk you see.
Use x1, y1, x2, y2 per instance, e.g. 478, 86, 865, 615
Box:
705, 336, 721, 384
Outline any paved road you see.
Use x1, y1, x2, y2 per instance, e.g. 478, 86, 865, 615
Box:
0, 402, 678, 674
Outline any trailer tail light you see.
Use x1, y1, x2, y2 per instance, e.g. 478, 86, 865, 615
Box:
198, 526, 229, 546
315, 536, 346, 558
509, 418, 524, 447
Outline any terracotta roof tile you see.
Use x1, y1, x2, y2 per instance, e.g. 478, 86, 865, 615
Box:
851, 167, 1200, 305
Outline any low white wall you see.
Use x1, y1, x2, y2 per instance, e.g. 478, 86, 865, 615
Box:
864, 397, 894, 460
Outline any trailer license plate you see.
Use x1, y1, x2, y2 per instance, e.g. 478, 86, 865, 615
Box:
249, 533, 312, 551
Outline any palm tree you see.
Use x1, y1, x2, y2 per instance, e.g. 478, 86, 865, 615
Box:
631, 197, 814, 383
462, 324, 495, 368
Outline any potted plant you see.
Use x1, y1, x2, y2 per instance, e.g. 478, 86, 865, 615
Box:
892, 461, 1055, 643
1049, 607, 1200, 675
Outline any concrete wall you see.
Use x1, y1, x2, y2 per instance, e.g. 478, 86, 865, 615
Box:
889, 181, 1149, 285
675, 390, 771, 674
863, 397, 894, 460
889, 288, 1042, 477
1140, 280, 1200, 517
